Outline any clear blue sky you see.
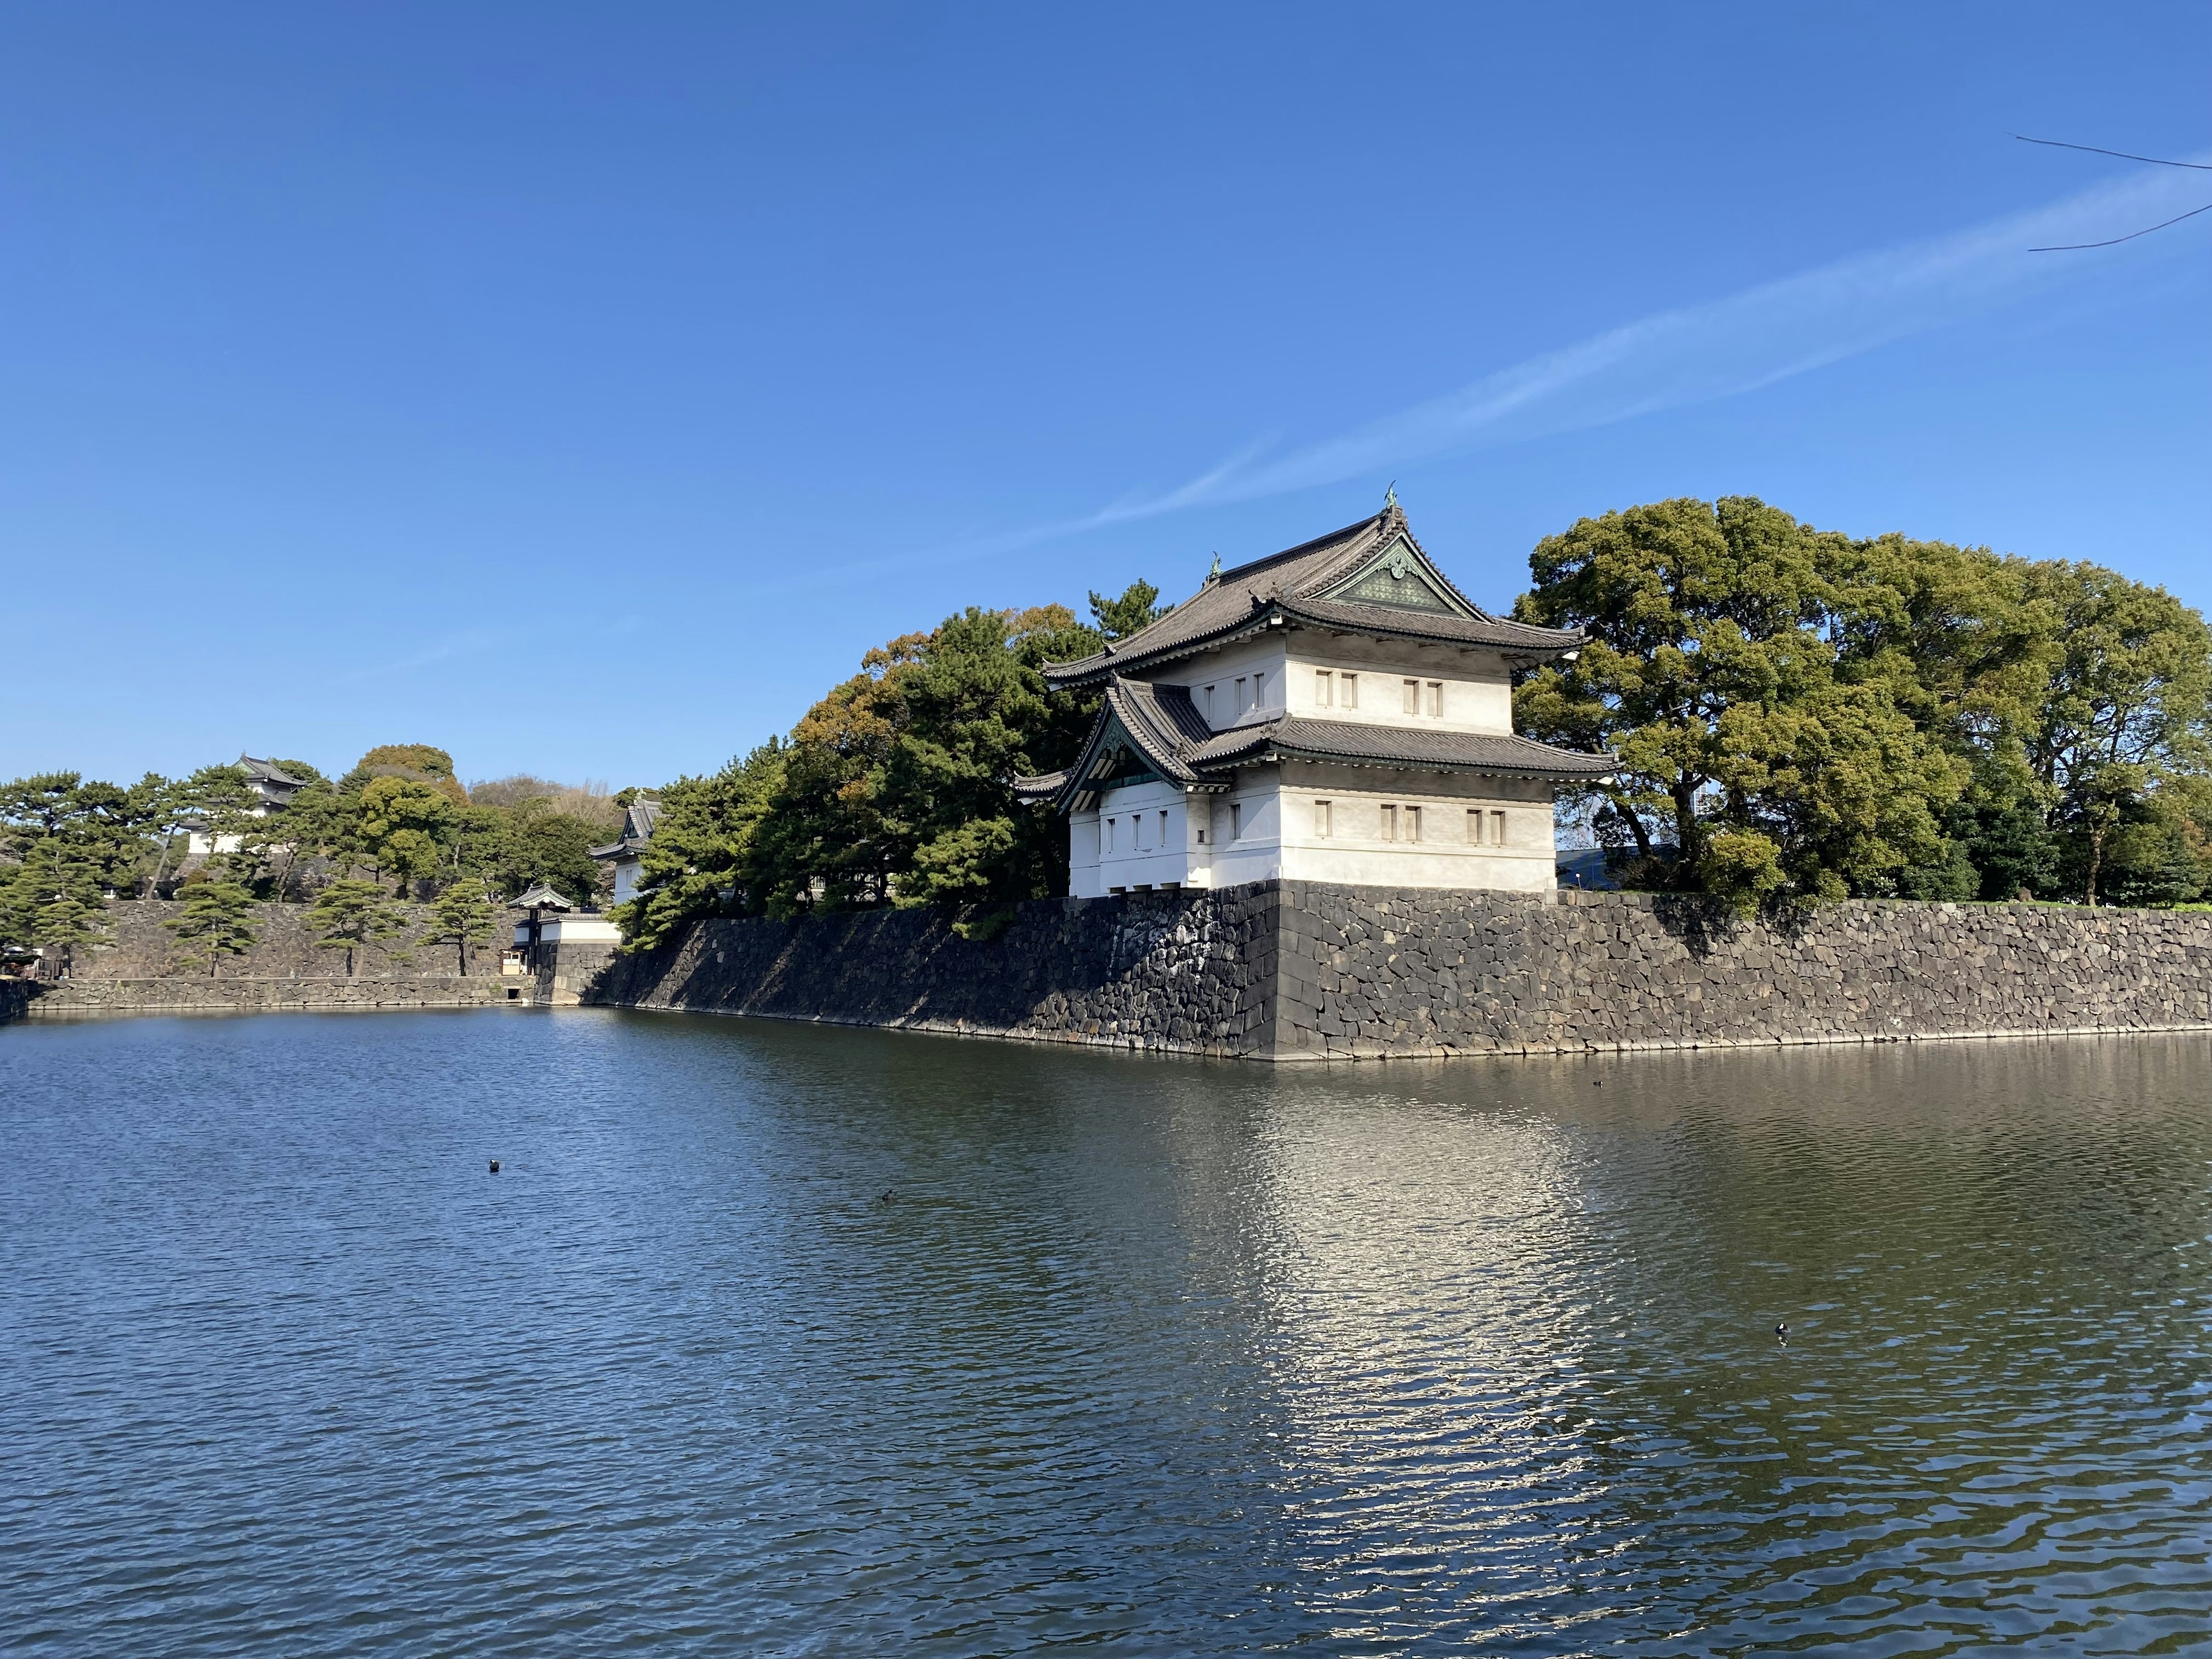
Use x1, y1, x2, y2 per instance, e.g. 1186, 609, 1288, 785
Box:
4, 4, 2207, 789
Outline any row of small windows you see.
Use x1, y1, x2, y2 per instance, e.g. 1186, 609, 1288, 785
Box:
1315, 669, 1445, 717
1199, 673, 1266, 723
1102, 809, 1173, 853
1313, 802, 1510, 845
1105, 804, 1245, 852
1103, 801, 1508, 853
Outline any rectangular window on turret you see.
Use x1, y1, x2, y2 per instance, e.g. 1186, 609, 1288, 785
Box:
1426, 681, 1443, 717
1380, 803, 1399, 841
1402, 679, 1419, 715
1467, 808, 1483, 846
1229, 802, 1243, 839
1253, 669, 1266, 707
1315, 800, 1332, 838
1315, 669, 1332, 707
1405, 805, 1422, 843
1160, 810, 1169, 847
1492, 810, 1508, 846
1234, 676, 1248, 713
1341, 673, 1358, 709
1106, 817, 1117, 852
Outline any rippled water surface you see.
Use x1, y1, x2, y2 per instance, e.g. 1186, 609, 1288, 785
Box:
5, 1012, 2210, 1656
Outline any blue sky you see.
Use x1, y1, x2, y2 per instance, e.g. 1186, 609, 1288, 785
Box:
4, 3, 2207, 789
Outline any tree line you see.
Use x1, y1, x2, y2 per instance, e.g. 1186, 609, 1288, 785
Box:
615, 497, 2211, 945
1513, 498, 2212, 911
0, 744, 623, 977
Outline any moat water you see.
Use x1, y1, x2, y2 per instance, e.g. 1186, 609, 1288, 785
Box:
4, 1012, 2209, 1656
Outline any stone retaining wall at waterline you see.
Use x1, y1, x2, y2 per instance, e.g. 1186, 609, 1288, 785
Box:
1, 899, 530, 1021
584, 881, 2212, 1061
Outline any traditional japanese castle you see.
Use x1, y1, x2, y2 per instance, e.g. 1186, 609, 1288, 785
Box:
589, 794, 661, 907
1016, 500, 1612, 897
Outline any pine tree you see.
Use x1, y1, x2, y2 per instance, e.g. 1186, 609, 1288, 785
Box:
307, 878, 408, 977
164, 881, 260, 978
429, 880, 503, 975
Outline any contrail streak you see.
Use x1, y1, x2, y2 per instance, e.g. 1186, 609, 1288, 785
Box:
1103, 157, 2211, 517
767, 158, 2207, 600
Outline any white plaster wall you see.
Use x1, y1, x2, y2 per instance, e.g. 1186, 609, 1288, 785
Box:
1067, 807, 1104, 898
1094, 778, 1198, 892
1200, 767, 1289, 888
1156, 637, 1289, 732
1286, 639, 1516, 734
515, 915, 622, 946
611, 857, 642, 906
1272, 762, 1556, 892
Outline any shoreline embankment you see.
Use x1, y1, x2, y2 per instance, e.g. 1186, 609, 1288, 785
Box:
583, 881, 2212, 1062
13, 885, 2211, 1060
2, 900, 532, 1022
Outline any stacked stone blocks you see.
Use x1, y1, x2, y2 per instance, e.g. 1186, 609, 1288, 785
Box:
585, 881, 2212, 1061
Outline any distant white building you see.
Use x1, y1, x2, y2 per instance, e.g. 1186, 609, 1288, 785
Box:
589, 796, 661, 907
186, 755, 308, 855
1015, 503, 1612, 897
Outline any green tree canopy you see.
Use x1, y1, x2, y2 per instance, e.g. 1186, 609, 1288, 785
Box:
609, 585, 1148, 945
428, 878, 504, 975
1088, 579, 1162, 641
164, 881, 259, 977
357, 776, 457, 895
612, 741, 786, 950
0, 771, 171, 967
1513, 497, 1960, 909
1514, 496, 2212, 909
344, 744, 470, 806
307, 877, 410, 976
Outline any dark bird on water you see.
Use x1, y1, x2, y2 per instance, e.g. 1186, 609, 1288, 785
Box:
488, 1160, 500, 1174
879, 1190, 895, 1205
1775, 1321, 1789, 1341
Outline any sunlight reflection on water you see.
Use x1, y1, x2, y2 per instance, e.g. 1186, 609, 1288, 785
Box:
3, 1013, 2207, 1656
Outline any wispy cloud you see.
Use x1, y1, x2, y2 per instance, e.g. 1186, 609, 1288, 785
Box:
767, 160, 2208, 597
334, 628, 495, 685
1129, 158, 2210, 512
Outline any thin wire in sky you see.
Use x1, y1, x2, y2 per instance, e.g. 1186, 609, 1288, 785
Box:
2029, 199, 2212, 252
2012, 134, 2212, 171
2014, 133, 2212, 251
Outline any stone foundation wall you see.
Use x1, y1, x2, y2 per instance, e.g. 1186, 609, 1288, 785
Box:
1270, 884, 2212, 1058
22, 976, 530, 1018
586, 886, 1281, 1056
1, 899, 534, 1022
588, 882, 2212, 1060
62, 899, 510, 983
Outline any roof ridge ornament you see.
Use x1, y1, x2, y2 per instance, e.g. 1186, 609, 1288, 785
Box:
1205, 552, 1221, 585
1384, 480, 1398, 511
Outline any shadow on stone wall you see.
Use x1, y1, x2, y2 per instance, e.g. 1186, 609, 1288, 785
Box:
593, 881, 2212, 1062
586, 886, 1281, 1056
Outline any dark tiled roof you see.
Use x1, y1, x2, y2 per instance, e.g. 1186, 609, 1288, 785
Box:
1108, 679, 1216, 784
1044, 506, 1581, 687
1275, 596, 1580, 653
1014, 679, 1225, 806
590, 797, 662, 861
511, 882, 577, 910
238, 755, 305, 788
1186, 715, 1616, 781
1014, 678, 1614, 806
